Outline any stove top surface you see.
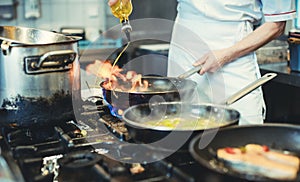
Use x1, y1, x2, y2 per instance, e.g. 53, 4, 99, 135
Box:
0, 99, 245, 182
0, 100, 197, 182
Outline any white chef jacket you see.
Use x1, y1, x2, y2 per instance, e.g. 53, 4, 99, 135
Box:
168, 0, 295, 125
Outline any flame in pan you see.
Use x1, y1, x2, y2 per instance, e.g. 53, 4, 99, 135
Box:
86, 60, 149, 92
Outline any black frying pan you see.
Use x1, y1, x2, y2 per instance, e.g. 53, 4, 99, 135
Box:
100, 63, 203, 118
101, 76, 197, 117
189, 124, 300, 182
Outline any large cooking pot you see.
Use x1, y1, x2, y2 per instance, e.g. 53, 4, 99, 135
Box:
0, 26, 81, 127
121, 73, 277, 151
101, 76, 197, 117
189, 124, 300, 182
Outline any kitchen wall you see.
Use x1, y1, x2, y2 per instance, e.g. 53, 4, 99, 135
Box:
0, 0, 110, 41
0, 0, 295, 40
0, 0, 178, 39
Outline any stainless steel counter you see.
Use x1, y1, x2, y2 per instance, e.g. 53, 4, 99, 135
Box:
259, 62, 300, 87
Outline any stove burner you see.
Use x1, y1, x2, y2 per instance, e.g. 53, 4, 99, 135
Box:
6, 127, 56, 146
57, 151, 128, 182
107, 104, 122, 118
58, 151, 102, 170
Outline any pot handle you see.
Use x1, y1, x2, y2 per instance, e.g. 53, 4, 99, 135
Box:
1, 40, 12, 55
35, 50, 76, 68
222, 73, 277, 105
24, 50, 77, 74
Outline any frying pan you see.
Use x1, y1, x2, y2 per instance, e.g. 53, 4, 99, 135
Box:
100, 64, 204, 118
101, 76, 197, 117
189, 124, 300, 182
121, 73, 277, 151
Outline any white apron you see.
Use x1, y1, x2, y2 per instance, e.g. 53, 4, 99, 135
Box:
168, 0, 267, 125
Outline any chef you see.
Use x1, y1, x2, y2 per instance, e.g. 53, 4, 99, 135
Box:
108, 0, 295, 125
169, 0, 295, 125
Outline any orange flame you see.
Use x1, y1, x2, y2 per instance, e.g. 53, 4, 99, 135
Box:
86, 60, 149, 92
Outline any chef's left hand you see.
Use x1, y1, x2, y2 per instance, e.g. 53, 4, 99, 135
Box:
193, 49, 232, 75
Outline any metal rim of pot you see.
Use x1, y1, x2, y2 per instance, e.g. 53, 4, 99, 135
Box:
0, 25, 81, 46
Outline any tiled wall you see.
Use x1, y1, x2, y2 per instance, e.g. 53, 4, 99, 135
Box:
0, 0, 116, 41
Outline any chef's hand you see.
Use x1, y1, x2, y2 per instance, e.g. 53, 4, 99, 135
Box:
193, 49, 233, 75
108, 0, 118, 6
108, 0, 131, 6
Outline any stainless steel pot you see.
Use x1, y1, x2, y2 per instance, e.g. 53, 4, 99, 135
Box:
0, 26, 81, 127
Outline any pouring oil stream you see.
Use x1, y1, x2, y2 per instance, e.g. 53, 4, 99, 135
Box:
110, 0, 132, 67
109, 0, 133, 100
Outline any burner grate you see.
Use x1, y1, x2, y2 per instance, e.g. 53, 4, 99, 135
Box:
0, 100, 204, 182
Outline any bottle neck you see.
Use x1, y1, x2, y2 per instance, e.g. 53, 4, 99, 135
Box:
121, 19, 129, 24
119, 17, 128, 23
121, 20, 132, 42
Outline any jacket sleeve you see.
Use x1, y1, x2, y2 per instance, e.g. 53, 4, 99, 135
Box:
261, 0, 296, 22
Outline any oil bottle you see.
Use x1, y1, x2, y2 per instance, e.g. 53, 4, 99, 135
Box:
110, 0, 133, 41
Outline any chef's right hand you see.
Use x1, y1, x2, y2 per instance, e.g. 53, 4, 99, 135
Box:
108, 0, 118, 6
193, 48, 232, 75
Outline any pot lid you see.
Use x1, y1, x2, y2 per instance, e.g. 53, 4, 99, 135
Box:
0, 26, 81, 45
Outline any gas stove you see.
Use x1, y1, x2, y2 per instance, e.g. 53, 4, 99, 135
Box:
0, 98, 203, 182
0, 96, 243, 182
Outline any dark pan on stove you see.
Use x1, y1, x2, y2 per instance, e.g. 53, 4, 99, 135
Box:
189, 124, 300, 182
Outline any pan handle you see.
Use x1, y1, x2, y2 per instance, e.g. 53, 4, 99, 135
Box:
178, 65, 202, 79
222, 73, 277, 105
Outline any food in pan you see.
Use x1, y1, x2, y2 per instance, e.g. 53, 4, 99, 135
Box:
143, 117, 225, 130
217, 144, 300, 181
130, 163, 145, 174
86, 60, 148, 91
